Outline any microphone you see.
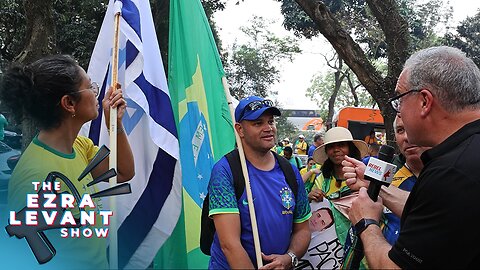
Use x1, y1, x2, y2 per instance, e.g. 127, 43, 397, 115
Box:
364, 145, 397, 201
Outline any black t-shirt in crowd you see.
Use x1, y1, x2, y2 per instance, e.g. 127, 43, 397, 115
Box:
388, 119, 480, 268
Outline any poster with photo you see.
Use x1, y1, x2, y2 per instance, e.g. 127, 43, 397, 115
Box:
297, 199, 344, 269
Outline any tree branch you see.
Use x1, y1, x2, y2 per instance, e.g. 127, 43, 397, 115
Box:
294, 0, 385, 98
366, 0, 410, 88
293, 0, 409, 147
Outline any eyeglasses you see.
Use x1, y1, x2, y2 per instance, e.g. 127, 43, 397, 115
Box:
239, 99, 274, 120
389, 89, 421, 113
78, 82, 99, 98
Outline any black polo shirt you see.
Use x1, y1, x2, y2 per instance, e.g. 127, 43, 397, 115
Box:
388, 119, 480, 268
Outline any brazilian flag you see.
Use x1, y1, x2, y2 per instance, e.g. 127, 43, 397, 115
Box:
155, 0, 236, 268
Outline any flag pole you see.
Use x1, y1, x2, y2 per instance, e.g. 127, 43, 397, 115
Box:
109, 2, 121, 269
222, 77, 263, 267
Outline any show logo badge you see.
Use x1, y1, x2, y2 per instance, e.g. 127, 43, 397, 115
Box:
5, 145, 131, 264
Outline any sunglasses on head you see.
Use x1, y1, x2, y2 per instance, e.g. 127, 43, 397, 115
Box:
239, 99, 274, 120
246, 99, 274, 111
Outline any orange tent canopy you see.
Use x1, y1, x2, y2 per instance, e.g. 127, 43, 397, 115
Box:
302, 118, 324, 131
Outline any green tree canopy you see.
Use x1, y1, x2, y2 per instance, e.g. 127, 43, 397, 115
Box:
279, 0, 451, 57
279, 0, 452, 144
0, 0, 226, 148
275, 112, 299, 146
225, 15, 301, 99
0, 0, 107, 69
306, 70, 374, 118
0, 0, 25, 70
444, 10, 480, 67
0, 0, 226, 70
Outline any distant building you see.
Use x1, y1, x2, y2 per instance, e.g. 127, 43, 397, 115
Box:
281, 109, 324, 131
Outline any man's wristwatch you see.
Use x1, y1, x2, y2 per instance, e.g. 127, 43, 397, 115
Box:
354, 218, 380, 236
287, 251, 299, 268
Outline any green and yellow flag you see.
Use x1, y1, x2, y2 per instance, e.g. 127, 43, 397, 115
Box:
160, 0, 236, 268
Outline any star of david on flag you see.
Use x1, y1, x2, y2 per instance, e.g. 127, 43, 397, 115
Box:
83, 0, 181, 268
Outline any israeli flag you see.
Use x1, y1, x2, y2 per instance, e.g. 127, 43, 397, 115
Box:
83, 0, 181, 268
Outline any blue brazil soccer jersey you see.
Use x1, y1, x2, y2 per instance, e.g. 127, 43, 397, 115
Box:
382, 165, 416, 245
208, 157, 311, 269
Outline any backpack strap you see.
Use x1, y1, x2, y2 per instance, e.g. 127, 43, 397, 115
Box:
200, 149, 243, 256
272, 151, 298, 199
226, 149, 298, 200
200, 193, 213, 255
225, 149, 245, 200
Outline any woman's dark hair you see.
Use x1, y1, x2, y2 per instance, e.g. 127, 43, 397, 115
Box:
321, 141, 361, 179
0, 54, 83, 130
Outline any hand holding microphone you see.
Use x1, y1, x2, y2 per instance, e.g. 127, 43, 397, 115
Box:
343, 145, 397, 268
345, 145, 397, 230
342, 145, 397, 201
364, 145, 396, 201
342, 156, 369, 191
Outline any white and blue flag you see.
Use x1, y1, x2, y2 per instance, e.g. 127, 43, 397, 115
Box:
83, 0, 181, 268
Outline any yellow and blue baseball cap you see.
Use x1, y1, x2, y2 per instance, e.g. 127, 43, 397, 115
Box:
235, 96, 281, 122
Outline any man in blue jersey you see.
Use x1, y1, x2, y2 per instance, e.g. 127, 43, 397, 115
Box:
207, 96, 311, 269
307, 133, 324, 158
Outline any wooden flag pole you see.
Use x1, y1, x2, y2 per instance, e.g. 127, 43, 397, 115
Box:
109, 2, 121, 269
222, 77, 263, 267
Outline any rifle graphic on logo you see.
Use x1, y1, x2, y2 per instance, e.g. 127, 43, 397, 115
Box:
5, 145, 131, 264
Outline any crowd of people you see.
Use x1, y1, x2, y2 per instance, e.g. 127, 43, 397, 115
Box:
275, 127, 386, 172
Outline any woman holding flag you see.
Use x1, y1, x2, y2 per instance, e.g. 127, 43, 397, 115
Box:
1, 54, 134, 269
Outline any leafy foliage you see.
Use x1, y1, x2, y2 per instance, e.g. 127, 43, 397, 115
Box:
0, 0, 25, 70
278, 0, 451, 57
53, 0, 108, 68
0, 0, 226, 70
444, 10, 480, 67
0, 0, 107, 69
275, 113, 298, 146
397, 0, 451, 51
306, 69, 374, 118
225, 16, 301, 99
277, 0, 453, 145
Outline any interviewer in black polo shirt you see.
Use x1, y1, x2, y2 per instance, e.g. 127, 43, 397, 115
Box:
342, 46, 480, 268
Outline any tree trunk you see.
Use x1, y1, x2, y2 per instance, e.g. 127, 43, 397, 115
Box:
151, 0, 169, 74
327, 78, 339, 128
346, 74, 360, 107
294, 0, 410, 147
15, 0, 57, 151
327, 57, 344, 127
